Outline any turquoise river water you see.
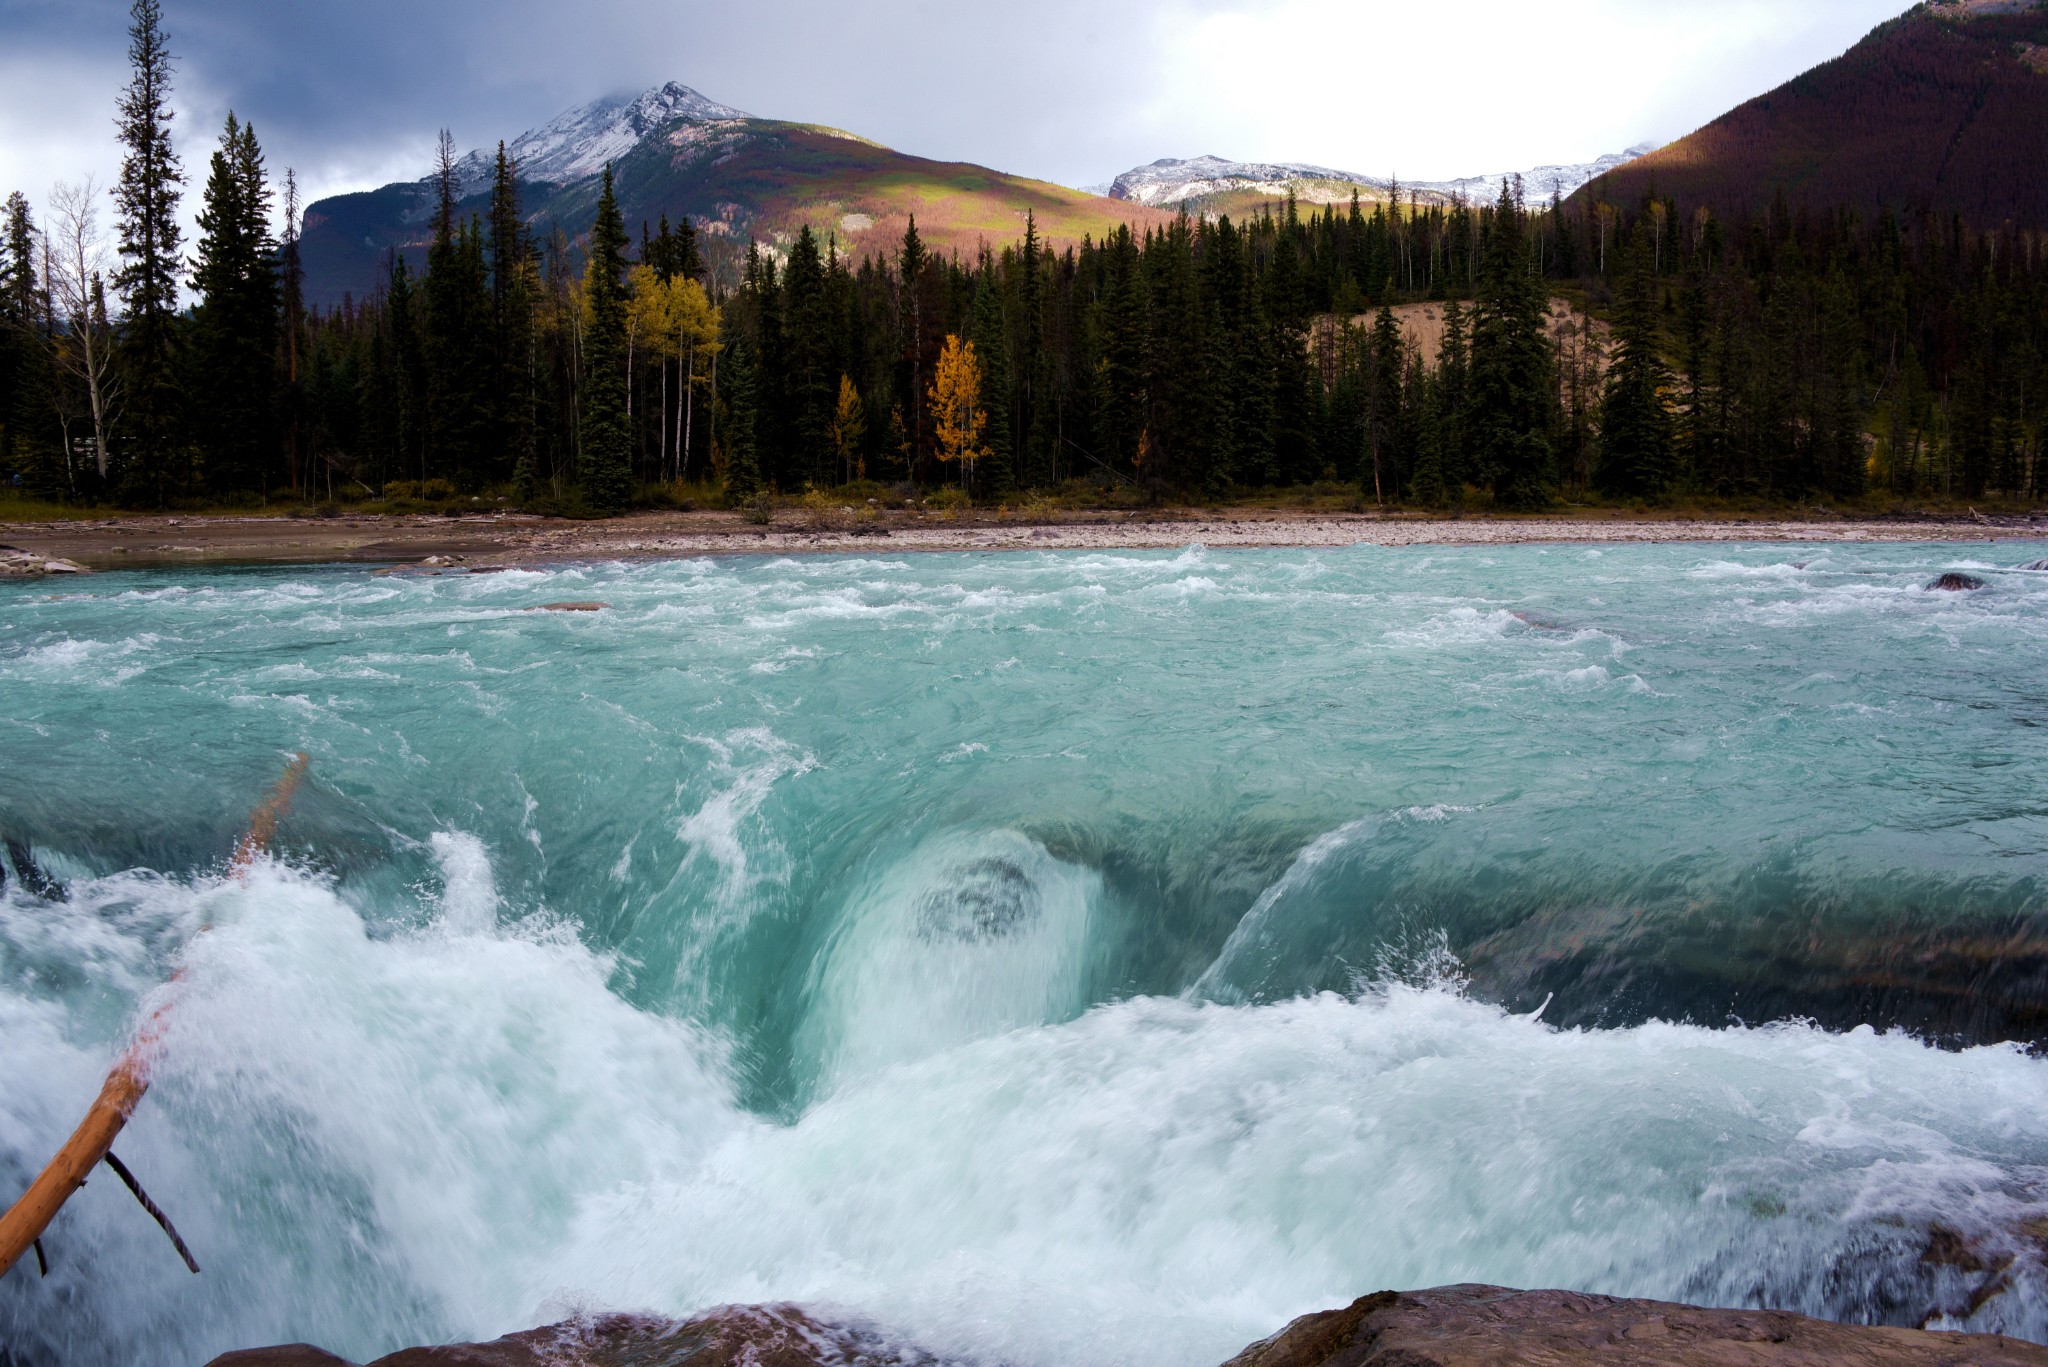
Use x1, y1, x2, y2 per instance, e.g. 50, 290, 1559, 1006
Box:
4, 541, 2048, 1364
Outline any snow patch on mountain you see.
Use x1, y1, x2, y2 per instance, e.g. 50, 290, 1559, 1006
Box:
1408, 144, 1664, 202
1102, 144, 1662, 207
1109, 155, 1390, 205
451, 82, 750, 193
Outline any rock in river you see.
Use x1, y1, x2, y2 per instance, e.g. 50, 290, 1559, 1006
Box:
1221, 1286, 2048, 1367
1927, 572, 1986, 591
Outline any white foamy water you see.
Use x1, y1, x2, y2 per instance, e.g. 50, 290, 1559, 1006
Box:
5, 850, 2048, 1365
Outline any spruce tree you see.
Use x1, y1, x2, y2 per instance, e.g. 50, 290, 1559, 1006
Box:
578, 167, 633, 512
898, 217, 929, 480
782, 225, 833, 484
1435, 299, 1470, 498
385, 256, 427, 489
423, 132, 492, 486
1595, 226, 1674, 498
1, 194, 39, 327
1, 193, 50, 481
488, 146, 538, 498
1094, 225, 1146, 474
1017, 211, 1048, 486
1468, 182, 1553, 508
721, 336, 761, 497
1364, 306, 1406, 503
280, 168, 306, 492
190, 112, 278, 494
969, 271, 1015, 499
112, 0, 186, 504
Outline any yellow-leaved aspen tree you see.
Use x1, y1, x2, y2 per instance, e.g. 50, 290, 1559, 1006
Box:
928, 334, 987, 490
831, 375, 866, 484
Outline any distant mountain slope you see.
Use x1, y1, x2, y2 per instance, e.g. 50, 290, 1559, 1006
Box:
298, 83, 1172, 306
1580, 1, 2048, 224
1100, 145, 1660, 217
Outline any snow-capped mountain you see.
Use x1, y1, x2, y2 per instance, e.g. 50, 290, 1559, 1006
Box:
1407, 145, 1664, 202
1107, 155, 1394, 206
1102, 144, 1662, 209
301, 80, 1169, 305
449, 82, 749, 194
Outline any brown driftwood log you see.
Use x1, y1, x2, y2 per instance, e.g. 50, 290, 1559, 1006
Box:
0, 752, 311, 1279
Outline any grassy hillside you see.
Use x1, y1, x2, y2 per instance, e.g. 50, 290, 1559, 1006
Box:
298, 118, 1175, 305
1580, 2, 2048, 224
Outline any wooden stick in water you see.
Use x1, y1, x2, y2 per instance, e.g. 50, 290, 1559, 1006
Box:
0, 752, 311, 1279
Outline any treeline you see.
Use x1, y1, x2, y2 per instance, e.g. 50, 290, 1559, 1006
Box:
3, 1, 2045, 510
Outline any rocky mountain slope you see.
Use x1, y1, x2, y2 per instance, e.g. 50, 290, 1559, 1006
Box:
1580, 0, 2048, 224
297, 83, 1171, 305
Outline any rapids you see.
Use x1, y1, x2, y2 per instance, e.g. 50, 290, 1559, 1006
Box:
4, 542, 2048, 1365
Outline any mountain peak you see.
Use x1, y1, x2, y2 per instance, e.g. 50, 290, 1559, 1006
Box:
451, 81, 750, 193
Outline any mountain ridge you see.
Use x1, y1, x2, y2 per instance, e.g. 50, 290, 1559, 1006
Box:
1098, 145, 1663, 214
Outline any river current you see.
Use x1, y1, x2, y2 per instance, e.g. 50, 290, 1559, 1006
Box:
4, 541, 2048, 1365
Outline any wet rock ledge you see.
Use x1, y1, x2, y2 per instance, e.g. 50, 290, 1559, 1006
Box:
206, 1286, 2048, 1367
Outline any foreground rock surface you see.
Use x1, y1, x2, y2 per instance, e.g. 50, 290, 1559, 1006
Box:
206, 1304, 929, 1367
1223, 1286, 2048, 1367
206, 1287, 2048, 1367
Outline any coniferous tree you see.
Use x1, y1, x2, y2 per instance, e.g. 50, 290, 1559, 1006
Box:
969, 270, 1015, 499
1435, 299, 1470, 497
721, 336, 761, 497
782, 225, 833, 485
1142, 218, 1206, 494
190, 112, 277, 494
1094, 225, 1146, 476
488, 145, 539, 496
897, 217, 931, 480
280, 168, 306, 492
385, 256, 427, 488
1016, 211, 1049, 486
1364, 305, 1405, 503
1468, 182, 1554, 508
112, 0, 186, 503
578, 167, 632, 511
1595, 226, 1674, 497
422, 132, 492, 487
1, 192, 50, 480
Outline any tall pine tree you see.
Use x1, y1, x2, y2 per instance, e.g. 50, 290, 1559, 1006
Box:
578, 167, 632, 512
969, 267, 1015, 499
112, 0, 185, 504
190, 112, 278, 495
1468, 182, 1554, 508
1595, 225, 1674, 498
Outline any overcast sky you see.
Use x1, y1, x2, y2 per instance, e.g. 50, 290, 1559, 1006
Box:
2, 0, 1914, 224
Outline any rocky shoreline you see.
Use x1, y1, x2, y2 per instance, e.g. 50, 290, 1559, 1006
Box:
1, 508, 2043, 577
205, 1288, 2048, 1366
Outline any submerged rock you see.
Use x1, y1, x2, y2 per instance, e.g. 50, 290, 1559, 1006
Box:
916, 854, 1038, 940
1928, 573, 1986, 591
2018, 560, 2048, 572
1221, 1285, 2048, 1367
531, 601, 611, 612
